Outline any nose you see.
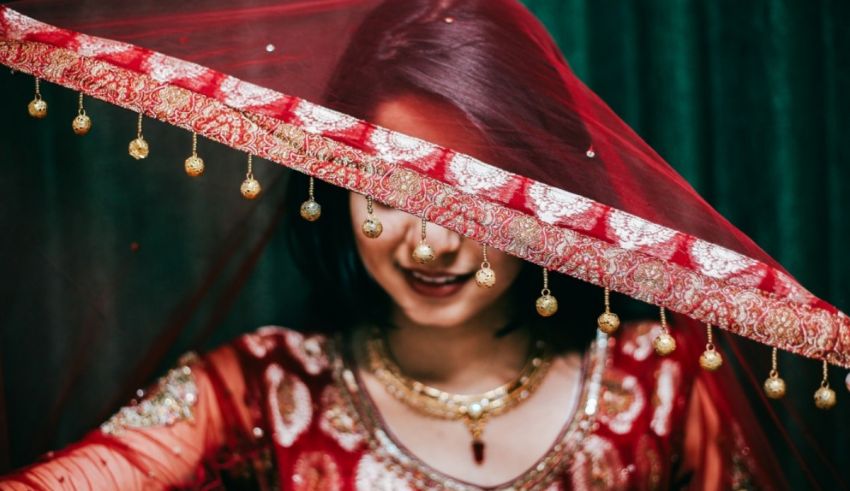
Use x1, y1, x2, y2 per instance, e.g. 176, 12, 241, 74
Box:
405, 215, 462, 266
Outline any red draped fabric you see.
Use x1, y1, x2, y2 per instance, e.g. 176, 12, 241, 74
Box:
0, 0, 846, 488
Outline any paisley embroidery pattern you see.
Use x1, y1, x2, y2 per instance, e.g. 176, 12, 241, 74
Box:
527, 182, 595, 227
1, 8, 61, 39
265, 363, 312, 447
368, 127, 435, 164
569, 435, 628, 491
447, 154, 511, 195
219, 76, 283, 109
233, 327, 758, 489
242, 329, 279, 359
597, 370, 646, 435
690, 239, 759, 279
608, 210, 676, 254
650, 360, 681, 437
620, 322, 663, 362
319, 385, 364, 452
143, 52, 207, 84
74, 34, 133, 58
284, 330, 330, 375
292, 451, 342, 491
293, 100, 359, 134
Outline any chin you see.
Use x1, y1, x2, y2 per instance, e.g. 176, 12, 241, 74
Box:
394, 288, 498, 330
400, 305, 480, 329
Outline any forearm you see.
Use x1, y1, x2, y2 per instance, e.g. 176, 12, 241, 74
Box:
0, 351, 243, 491
1, 433, 182, 490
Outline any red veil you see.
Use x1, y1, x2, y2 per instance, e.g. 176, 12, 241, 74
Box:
0, 0, 847, 488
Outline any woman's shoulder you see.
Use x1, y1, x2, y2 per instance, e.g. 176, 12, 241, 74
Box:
214, 327, 357, 454
589, 319, 699, 439
609, 318, 700, 373
224, 325, 334, 379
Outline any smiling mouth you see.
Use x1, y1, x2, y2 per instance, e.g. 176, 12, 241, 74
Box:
400, 267, 475, 298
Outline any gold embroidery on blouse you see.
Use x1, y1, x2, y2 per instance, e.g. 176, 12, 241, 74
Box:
100, 353, 200, 435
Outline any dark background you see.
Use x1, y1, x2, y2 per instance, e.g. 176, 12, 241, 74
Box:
1, 0, 848, 488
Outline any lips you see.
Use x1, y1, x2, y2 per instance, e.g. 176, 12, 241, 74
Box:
400, 267, 474, 298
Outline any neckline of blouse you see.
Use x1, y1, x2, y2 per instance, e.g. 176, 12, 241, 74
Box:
331, 329, 611, 491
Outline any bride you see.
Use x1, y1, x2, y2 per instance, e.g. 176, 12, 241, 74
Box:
0, 0, 801, 489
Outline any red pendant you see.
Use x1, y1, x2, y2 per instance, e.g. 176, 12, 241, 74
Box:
472, 439, 485, 465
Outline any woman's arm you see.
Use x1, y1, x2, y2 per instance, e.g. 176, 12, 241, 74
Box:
0, 347, 251, 491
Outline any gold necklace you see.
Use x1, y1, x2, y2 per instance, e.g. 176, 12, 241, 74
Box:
366, 330, 552, 465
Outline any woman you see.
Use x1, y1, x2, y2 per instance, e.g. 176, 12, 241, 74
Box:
0, 0, 832, 489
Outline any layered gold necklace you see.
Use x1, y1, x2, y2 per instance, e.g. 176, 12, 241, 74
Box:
366, 330, 552, 465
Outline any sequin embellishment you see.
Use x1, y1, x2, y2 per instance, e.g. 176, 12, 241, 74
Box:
100, 356, 199, 435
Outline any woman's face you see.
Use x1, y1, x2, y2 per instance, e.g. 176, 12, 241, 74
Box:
350, 94, 523, 329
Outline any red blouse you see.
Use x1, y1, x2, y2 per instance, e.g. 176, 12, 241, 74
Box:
0, 322, 761, 490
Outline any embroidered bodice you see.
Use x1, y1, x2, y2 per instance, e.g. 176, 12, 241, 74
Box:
229, 325, 690, 490
0, 323, 760, 490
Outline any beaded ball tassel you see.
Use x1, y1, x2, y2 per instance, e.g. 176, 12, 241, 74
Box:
763, 347, 787, 399
128, 112, 149, 160
412, 217, 435, 264
699, 324, 723, 371
27, 77, 48, 119
597, 287, 620, 334
361, 195, 383, 238
300, 177, 321, 221
475, 244, 496, 288
184, 132, 205, 177
535, 268, 558, 317
240, 154, 261, 199
72, 92, 92, 135
653, 307, 676, 356
813, 360, 837, 410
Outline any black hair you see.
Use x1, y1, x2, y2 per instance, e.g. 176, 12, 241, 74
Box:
283, 0, 652, 352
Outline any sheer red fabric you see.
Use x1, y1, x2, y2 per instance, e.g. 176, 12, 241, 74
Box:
0, 0, 846, 488
3, 0, 846, 366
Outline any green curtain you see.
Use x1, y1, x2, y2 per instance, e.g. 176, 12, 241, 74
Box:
0, 0, 847, 486
524, 0, 850, 307
521, 0, 850, 484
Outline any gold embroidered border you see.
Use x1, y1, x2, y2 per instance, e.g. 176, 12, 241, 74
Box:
0, 39, 847, 368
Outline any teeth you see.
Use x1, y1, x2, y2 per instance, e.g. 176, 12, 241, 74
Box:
410, 270, 459, 284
